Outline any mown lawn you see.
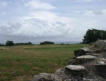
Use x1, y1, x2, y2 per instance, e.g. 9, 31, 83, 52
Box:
0, 44, 87, 81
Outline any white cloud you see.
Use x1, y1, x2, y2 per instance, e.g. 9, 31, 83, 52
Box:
74, 0, 93, 2
72, 0, 104, 2
0, 0, 74, 39
1, 8, 106, 42
102, 9, 106, 15
25, 0, 55, 10
0, 0, 106, 43
12, 11, 73, 37
84, 10, 95, 16
84, 9, 106, 16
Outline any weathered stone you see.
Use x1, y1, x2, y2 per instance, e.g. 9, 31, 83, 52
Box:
95, 58, 106, 65
74, 47, 92, 57
94, 40, 106, 51
32, 73, 62, 81
77, 55, 96, 59
98, 61, 105, 64
94, 64, 106, 79
65, 65, 85, 71
92, 49, 102, 53
31, 40, 106, 81
92, 53, 100, 57
71, 55, 97, 65
68, 59, 76, 65
55, 68, 70, 81
65, 65, 88, 81
102, 58, 106, 64
83, 65, 106, 81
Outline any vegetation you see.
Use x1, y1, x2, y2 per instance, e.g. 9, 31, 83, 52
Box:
0, 44, 87, 81
0, 41, 32, 46
83, 29, 106, 44
6, 41, 14, 46
40, 41, 55, 45
15, 42, 32, 46
0, 43, 4, 46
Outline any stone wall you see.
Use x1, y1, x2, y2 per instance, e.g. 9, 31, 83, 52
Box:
31, 40, 106, 81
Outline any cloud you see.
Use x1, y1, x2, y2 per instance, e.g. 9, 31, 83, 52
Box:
1, 8, 106, 42
0, 0, 73, 42
72, 0, 104, 2
84, 9, 106, 16
102, 9, 106, 15
1, 0, 73, 38
0, 10, 75, 43
0, 23, 21, 35
0, 0, 106, 43
74, 0, 93, 2
12, 11, 74, 37
25, 0, 55, 10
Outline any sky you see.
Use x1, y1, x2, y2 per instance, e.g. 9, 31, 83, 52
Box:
0, 0, 106, 43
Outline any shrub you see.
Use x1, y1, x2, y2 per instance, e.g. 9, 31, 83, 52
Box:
40, 41, 55, 45
6, 41, 14, 46
15, 42, 32, 45
83, 29, 106, 44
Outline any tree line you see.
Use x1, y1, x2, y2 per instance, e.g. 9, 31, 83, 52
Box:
0, 41, 33, 46
83, 29, 106, 44
0, 41, 55, 46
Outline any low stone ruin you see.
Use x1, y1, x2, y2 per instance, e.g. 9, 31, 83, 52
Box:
31, 40, 106, 81
74, 47, 92, 57
94, 40, 106, 50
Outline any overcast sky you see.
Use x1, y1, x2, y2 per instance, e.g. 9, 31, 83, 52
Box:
0, 0, 106, 43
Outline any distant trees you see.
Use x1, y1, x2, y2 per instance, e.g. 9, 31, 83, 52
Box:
28, 42, 32, 45
83, 29, 106, 44
40, 41, 55, 45
15, 42, 32, 45
0, 41, 33, 46
0, 40, 55, 46
6, 41, 14, 46
0, 43, 4, 46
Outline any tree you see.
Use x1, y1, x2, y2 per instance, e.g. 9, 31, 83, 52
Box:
6, 41, 14, 46
27, 42, 32, 45
40, 41, 55, 45
0, 43, 3, 46
83, 29, 106, 44
15, 42, 32, 45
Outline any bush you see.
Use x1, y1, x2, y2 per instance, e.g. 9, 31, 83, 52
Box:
0, 43, 4, 46
40, 41, 55, 45
15, 42, 32, 45
6, 41, 14, 46
83, 29, 106, 44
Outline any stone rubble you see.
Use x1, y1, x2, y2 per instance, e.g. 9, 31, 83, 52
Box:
32, 40, 106, 81
65, 65, 85, 71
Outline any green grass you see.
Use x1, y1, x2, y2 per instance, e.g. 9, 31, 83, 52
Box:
0, 44, 87, 81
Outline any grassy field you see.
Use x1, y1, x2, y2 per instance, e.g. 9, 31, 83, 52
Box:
0, 44, 87, 81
